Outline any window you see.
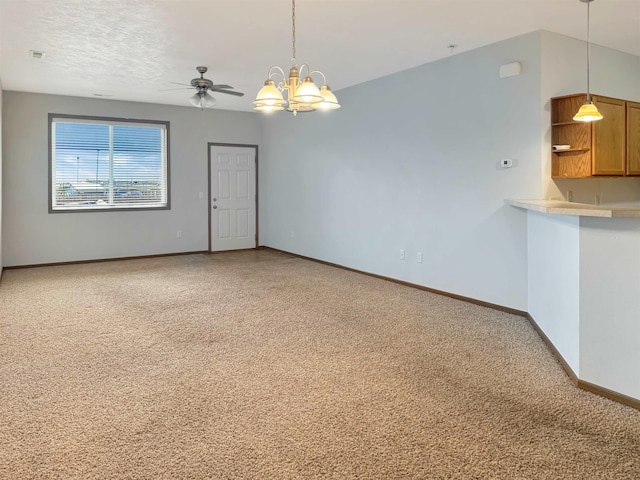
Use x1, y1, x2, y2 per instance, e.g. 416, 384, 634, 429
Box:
49, 114, 170, 212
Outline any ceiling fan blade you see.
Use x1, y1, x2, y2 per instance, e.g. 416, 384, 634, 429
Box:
169, 82, 192, 87
213, 89, 245, 97
211, 84, 233, 90
159, 87, 194, 91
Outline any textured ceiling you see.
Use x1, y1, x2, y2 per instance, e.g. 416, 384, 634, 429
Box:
1, 0, 639, 112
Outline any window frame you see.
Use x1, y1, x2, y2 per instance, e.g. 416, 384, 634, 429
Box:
48, 113, 171, 213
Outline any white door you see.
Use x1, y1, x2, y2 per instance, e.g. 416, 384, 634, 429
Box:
209, 145, 257, 251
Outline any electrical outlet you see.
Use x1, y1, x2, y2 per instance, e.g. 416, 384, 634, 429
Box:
399, 249, 405, 260
417, 252, 423, 263
595, 195, 601, 205
177, 230, 182, 238
567, 190, 573, 202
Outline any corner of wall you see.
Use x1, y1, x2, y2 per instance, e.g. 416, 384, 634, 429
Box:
260, 31, 544, 311
0, 81, 3, 276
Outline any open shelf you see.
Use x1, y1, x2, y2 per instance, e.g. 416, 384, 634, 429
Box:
552, 121, 582, 127
553, 148, 590, 154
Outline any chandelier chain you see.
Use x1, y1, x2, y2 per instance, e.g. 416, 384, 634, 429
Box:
291, 0, 296, 62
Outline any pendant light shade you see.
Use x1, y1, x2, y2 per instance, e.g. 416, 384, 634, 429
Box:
573, 0, 602, 122
573, 101, 603, 122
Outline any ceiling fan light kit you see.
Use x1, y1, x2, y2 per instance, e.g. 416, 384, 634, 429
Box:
174, 66, 244, 110
190, 91, 216, 109
573, 0, 603, 122
254, 0, 341, 115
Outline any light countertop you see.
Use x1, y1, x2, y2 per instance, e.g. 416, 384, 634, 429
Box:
506, 199, 640, 218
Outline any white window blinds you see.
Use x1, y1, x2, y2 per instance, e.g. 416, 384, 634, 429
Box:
50, 115, 169, 211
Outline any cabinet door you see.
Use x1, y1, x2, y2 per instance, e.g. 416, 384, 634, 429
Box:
627, 102, 640, 176
592, 96, 625, 175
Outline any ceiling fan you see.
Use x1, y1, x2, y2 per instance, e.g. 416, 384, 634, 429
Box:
167, 66, 244, 109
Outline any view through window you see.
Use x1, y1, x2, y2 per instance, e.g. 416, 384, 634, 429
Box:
50, 115, 169, 211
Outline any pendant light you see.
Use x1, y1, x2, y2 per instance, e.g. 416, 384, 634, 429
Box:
254, 0, 340, 115
573, 0, 603, 122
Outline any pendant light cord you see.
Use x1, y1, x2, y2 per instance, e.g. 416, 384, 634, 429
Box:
586, 0, 591, 101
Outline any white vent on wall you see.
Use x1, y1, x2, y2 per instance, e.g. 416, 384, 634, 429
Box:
499, 61, 521, 78
29, 50, 46, 60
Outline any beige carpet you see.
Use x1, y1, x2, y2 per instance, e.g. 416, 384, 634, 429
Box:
0, 249, 639, 479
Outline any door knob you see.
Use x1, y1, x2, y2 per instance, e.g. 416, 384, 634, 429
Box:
212, 205, 218, 209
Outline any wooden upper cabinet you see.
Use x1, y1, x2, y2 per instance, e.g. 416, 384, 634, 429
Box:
591, 96, 625, 176
627, 101, 640, 175
551, 93, 638, 178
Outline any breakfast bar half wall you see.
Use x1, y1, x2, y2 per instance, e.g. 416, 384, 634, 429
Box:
508, 199, 640, 406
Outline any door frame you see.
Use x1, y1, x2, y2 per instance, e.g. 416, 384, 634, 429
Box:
207, 142, 259, 252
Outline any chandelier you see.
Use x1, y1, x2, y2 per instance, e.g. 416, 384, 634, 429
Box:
573, 0, 603, 122
253, 0, 340, 115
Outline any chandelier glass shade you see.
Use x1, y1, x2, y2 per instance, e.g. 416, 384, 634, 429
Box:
254, 80, 286, 112
573, 0, 603, 122
254, 0, 340, 115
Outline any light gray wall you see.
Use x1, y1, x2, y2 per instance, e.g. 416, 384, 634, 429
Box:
527, 211, 580, 375
0, 80, 3, 274
541, 31, 640, 203
580, 217, 640, 400
260, 32, 544, 311
2, 92, 262, 266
